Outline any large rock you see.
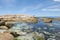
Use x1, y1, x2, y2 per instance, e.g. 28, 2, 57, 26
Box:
4, 30, 20, 37
3, 30, 20, 37
0, 30, 7, 33
5, 21, 15, 28
21, 17, 38, 23
42, 18, 52, 23
0, 14, 38, 23
0, 26, 8, 30
0, 21, 5, 26
0, 33, 14, 40
9, 29, 26, 36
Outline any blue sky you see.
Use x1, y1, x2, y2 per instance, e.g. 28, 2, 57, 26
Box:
0, 0, 60, 17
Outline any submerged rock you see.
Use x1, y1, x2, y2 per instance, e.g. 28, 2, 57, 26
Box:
9, 29, 27, 36
45, 23, 53, 26
17, 33, 34, 40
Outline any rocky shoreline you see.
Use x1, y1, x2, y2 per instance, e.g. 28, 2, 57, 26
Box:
0, 14, 54, 40
0, 14, 38, 40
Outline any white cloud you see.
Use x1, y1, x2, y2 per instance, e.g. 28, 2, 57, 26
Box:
42, 8, 60, 11
42, 4, 60, 11
45, 5, 60, 9
54, 0, 60, 2
21, 8, 28, 13
33, 4, 42, 10
18, 7, 30, 13
18, 4, 43, 13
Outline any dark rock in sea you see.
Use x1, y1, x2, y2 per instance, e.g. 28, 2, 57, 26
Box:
42, 18, 52, 23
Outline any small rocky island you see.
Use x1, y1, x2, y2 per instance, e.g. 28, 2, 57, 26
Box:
41, 17, 52, 23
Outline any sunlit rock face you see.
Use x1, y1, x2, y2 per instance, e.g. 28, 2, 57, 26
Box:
42, 18, 52, 23
0, 33, 14, 40
0, 14, 38, 23
5, 21, 15, 28
0, 30, 7, 33
0, 26, 8, 30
